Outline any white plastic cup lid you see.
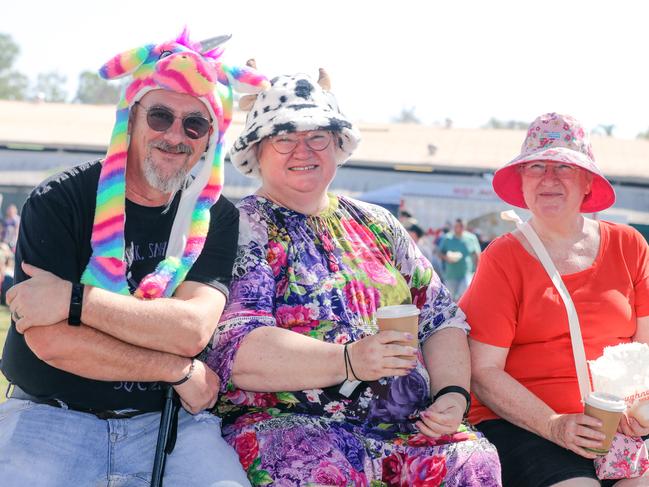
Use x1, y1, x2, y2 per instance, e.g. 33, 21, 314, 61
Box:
586, 392, 627, 412
375, 304, 420, 319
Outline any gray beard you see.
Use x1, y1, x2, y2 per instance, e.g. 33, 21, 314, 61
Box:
143, 152, 191, 195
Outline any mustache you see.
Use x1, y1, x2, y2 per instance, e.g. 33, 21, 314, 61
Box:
151, 140, 193, 155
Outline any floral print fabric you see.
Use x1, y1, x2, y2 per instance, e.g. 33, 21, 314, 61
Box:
208, 195, 501, 486
594, 433, 649, 479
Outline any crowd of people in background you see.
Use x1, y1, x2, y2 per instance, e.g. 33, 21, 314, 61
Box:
400, 211, 487, 300
0, 204, 18, 305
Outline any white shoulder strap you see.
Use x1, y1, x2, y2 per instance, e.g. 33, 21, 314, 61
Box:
501, 211, 592, 403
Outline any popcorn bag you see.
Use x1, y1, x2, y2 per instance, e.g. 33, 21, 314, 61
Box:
589, 342, 649, 479
589, 342, 649, 423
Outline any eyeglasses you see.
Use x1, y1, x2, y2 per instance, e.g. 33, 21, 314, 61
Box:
519, 162, 578, 179
134, 102, 211, 139
268, 131, 333, 154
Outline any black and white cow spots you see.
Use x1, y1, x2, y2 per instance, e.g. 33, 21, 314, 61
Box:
294, 79, 314, 99
229, 73, 361, 178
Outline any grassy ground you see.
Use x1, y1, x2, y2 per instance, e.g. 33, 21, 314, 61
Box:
0, 306, 9, 402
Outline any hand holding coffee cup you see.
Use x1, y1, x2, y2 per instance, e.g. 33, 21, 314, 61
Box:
346, 331, 417, 381
583, 392, 627, 455
375, 305, 420, 359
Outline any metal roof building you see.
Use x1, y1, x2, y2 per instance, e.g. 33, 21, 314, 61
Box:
1, 100, 648, 235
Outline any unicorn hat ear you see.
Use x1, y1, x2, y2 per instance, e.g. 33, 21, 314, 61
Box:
99, 44, 154, 80
236, 59, 268, 111
218, 56, 270, 96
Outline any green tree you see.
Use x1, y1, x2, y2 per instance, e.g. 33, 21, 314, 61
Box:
0, 33, 28, 100
637, 128, 649, 140
391, 106, 421, 124
596, 124, 615, 137
33, 71, 68, 102
74, 70, 121, 104
483, 117, 528, 130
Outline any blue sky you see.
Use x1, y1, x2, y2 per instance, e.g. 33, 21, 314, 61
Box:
4, 0, 649, 138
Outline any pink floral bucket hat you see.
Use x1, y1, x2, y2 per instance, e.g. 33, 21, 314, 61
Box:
492, 112, 615, 213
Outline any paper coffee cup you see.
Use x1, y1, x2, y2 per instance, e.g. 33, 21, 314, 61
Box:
584, 392, 626, 455
375, 305, 419, 354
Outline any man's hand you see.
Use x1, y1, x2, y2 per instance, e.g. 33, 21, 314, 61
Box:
174, 361, 220, 414
6, 262, 71, 333
416, 393, 465, 437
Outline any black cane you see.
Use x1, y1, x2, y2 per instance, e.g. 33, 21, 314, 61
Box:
150, 385, 178, 487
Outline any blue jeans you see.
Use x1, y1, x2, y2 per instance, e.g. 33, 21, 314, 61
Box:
444, 273, 474, 300
0, 398, 250, 486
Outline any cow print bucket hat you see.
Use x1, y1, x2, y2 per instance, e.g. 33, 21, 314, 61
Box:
229, 66, 361, 178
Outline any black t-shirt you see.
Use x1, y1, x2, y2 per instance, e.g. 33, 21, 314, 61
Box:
1, 160, 239, 412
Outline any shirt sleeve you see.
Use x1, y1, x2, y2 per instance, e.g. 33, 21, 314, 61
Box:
382, 210, 469, 343
205, 202, 278, 392
630, 226, 649, 317
185, 196, 239, 296
14, 183, 84, 285
459, 238, 519, 348
471, 233, 481, 254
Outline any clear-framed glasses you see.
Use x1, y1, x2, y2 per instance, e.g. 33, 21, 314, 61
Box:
519, 162, 578, 179
134, 102, 211, 139
268, 131, 333, 154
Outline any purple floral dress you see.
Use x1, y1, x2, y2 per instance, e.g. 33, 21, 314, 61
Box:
207, 195, 501, 487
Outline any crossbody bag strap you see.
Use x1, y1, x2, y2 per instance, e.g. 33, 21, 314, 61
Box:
501, 211, 592, 403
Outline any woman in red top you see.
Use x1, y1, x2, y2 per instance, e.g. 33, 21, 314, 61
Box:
460, 113, 649, 487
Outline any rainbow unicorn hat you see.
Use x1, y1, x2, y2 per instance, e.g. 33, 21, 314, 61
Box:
81, 29, 268, 299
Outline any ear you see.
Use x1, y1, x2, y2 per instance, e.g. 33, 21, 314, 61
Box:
239, 94, 257, 111
99, 44, 154, 80
583, 170, 594, 194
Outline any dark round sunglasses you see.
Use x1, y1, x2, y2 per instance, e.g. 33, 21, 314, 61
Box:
134, 102, 211, 139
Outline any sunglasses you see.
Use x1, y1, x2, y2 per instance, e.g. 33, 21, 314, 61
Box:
134, 102, 211, 139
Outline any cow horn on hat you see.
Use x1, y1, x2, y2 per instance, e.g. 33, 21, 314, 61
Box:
317, 68, 331, 91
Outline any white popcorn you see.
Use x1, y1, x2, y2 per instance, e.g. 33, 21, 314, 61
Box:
589, 342, 649, 426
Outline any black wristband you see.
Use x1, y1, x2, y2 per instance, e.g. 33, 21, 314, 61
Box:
67, 283, 85, 326
433, 385, 471, 418
169, 359, 196, 386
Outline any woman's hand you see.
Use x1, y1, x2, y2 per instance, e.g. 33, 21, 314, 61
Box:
416, 393, 465, 437
618, 413, 649, 437
347, 331, 417, 381
174, 361, 220, 414
547, 413, 605, 459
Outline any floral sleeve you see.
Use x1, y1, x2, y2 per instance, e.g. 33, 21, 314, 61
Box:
206, 201, 278, 392
380, 209, 469, 343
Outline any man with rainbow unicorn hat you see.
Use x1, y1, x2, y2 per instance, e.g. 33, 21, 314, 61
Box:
0, 29, 268, 486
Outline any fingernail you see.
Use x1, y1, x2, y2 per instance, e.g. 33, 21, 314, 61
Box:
404, 333, 414, 340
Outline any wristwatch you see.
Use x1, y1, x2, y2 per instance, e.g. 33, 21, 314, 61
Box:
433, 385, 471, 418
67, 283, 85, 326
